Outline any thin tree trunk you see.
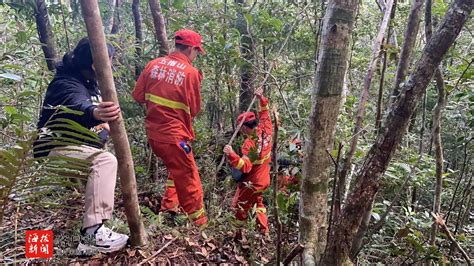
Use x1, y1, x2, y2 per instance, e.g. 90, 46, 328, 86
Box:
389, 0, 423, 104
272, 109, 282, 266
236, 0, 255, 113
299, 0, 359, 263
132, 0, 143, 79
426, 0, 447, 246
350, 199, 374, 260
375, 46, 388, 131
336, 0, 393, 225
34, 0, 59, 71
106, 0, 116, 33
375, 0, 397, 131
79, 0, 147, 246
322, 0, 472, 264
59, 0, 71, 50
445, 141, 470, 223
149, 0, 169, 56
223, 0, 236, 129
411, 90, 427, 209
111, 0, 121, 34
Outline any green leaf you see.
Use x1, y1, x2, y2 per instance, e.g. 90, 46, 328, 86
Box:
56, 106, 85, 116
277, 192, 287, 211
271, 18, 283, 32
172, 0, 185, 10
397, 163, 411, 173
4, 106, 17, 115
0, 176, 10, 186
244, 14, 253, 25
0, 73, 22, 81
40, 130, 100, 143
15, 31, 28, 44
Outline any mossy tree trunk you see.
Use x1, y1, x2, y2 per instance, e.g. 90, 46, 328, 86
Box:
299, 0, 359, 264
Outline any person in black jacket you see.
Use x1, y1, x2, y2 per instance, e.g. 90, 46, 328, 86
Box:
35, 37, 128, 254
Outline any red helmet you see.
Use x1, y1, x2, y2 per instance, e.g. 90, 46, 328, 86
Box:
237, 112, 256, 125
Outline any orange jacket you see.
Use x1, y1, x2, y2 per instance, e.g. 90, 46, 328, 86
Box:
132, 52, 202, 144
227, 97, 272, 185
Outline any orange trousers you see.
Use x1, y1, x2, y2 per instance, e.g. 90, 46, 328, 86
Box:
232, 164, 270, 233
149, 139, 207, 225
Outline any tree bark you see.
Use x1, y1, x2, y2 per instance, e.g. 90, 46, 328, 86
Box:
111, 0, 121, 34
34, 0, 59, 71
236, 0, 255, 113
336, 0, 394, 220
79, 0, 147, 246
426, 0, 447, 246
272, 109, 283, 266
390, 0, 423, 104
322, 0, 472, 264
299, 0, 359, 263
106, 0, 116, 33
132, 0, 143, 78
375, 0, 396, 131
148, 0, 169, 56
349, 199, 374, 260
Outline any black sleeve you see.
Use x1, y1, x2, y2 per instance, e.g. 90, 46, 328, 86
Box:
50, 80, 103, 129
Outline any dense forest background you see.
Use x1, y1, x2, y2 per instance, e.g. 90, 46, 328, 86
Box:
0, 0, 472, 264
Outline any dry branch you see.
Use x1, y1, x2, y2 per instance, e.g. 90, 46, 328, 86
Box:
431, 213, 472, 265
283, 243, 304, 265
138, 237, 177, 265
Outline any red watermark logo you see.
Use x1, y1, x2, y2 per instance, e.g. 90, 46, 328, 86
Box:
25, 230, 53, 259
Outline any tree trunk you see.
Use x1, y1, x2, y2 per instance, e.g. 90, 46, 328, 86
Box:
148, 0, 169, 56
272, 109, 283, 265
336, 0, 394, 219
79, 0, 147, 246
132, 0, 143, 78
375, 0, 397, 131
426, 0, 447, 243
349, 199, 374, 260
34, 0, 59, 71
299, 0, 359, 263
429, 69, 446, 246
390, 0, 423, 103
111, 0, 121, 34
236, 0, 255, 113
106, 0, 116, 33
322, 0, 472, 264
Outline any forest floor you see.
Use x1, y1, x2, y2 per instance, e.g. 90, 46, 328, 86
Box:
0, 171, 297, 265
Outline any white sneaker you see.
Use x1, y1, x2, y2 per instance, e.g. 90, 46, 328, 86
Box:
77, 225, 129, 255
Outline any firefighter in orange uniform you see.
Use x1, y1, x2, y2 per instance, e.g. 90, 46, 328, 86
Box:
278, 138, 303, 194
132, 29, 206, 225
223, 87, 272, 233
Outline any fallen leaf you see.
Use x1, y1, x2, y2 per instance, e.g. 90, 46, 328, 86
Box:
164, 234, 174, 240
137, 249, 148, 258
235, 255, 246, 264
126, 248, 136, 257
201, 247, 208, 257
207, 242, 216, 251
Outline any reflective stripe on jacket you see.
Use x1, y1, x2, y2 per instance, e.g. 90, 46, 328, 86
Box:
132, 52, 202, 143
227, 96, 272, 185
